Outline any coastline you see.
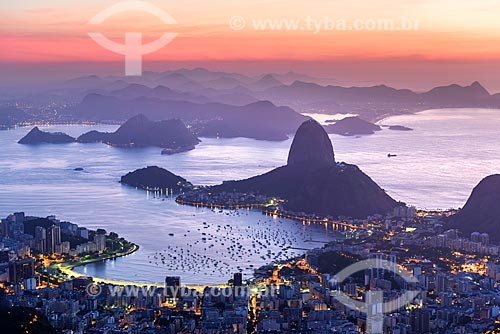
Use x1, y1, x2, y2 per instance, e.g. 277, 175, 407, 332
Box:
375, 107, 500, 125
52, 241, 231, 290
49, 240, 140, 284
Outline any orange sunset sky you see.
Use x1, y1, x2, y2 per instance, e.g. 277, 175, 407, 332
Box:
2, 0, 500, 90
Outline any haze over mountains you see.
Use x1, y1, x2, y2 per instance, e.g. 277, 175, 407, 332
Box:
3, 68, 500, 142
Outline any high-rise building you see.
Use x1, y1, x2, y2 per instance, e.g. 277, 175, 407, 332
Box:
77, 227, 89, 240
435, 273, 448, 293
34, 226, 47, 253
5, 212, 25, 225
60, 241, 70, 254
1, 219, 10, 238
233, 272, 243, 286
47, 224, 61, 254
410, 308, 431, 334
4, 212, 25, 239
368, 252, 397, 279
471, 232, 481, 243
165, 276, 181, 298
9, 258, 35, 284
480, 233, 490, 246
94, 233, 106, 253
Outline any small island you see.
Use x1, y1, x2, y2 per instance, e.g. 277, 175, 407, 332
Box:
323, 116, 381, 136
78, 114, 201, 152
388, 125, 413, 131
121, 166, 193, 193
18, 127, 76, 145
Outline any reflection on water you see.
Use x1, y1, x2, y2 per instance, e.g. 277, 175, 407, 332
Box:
1, 108, 500, 283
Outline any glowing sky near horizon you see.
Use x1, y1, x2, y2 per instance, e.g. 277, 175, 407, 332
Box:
2, 0, 500, 89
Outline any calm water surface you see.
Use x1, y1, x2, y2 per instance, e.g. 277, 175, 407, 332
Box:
1, 108, 499, 283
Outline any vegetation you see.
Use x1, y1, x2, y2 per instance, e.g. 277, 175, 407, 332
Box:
0, 306, 56, 334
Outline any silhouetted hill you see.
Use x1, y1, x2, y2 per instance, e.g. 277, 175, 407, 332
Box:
78, 114, 200, 151
64, 71, 500, 134
258, 80, 500, 120
74, 95, 306, 141
324, 117, 381, 136
287, 119, 335, 167
270, 71, 335, 85
195, 86, 258, 106
248, 74, 283, 90
212, 119, 398, 218
121, 166, 192, 193
450, 174, 500, 240
18, 127, 76, 144
194, 100, 307, 141
157, 73, 206, 91
203, 76, 242, 90
422, 81, 490, 103
263, 81, 418, 105
109, 84, 211, 103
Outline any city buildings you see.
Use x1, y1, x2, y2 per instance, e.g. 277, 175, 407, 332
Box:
1, 209, 500, 333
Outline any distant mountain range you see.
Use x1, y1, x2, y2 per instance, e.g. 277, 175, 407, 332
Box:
64, 69, 500, 127
74, 95, 306, 141
256, 80, 500, 121
5, 68, 500, 142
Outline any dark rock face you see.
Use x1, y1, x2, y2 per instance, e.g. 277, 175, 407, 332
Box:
324, 117, 381, 136
121, 166, 191, 193
18, 127, 75, 144
287, 119, 335, 168
214, 119, 398, 218
78, 114, 200, 151
220, 163, 398, 218
450, 174, 500, 240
